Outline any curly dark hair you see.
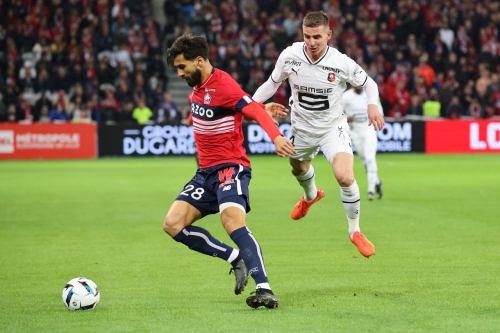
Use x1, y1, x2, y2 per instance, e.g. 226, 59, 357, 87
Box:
166, 34, 209, 67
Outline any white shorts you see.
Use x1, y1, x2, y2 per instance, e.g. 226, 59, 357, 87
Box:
289, 120, 353, 162
349, 122, 378, 161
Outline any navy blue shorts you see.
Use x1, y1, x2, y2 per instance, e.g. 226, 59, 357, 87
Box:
175, 163, 252, 217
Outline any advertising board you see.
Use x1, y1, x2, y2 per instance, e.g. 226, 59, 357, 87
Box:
0, 123, 97, 160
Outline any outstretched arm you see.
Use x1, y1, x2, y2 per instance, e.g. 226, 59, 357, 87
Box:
252, 77, 282, 103
244, 102, 289, 125
242, 102, 296, 157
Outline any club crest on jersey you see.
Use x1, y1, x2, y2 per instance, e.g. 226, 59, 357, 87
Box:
328, 72, 336, 82
204, 92, 212, 104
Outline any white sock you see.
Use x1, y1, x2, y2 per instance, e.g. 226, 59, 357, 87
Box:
227, 249, 239, 263
296, 165, 317, 202
367, 171, 378, 193
256, 282, 271, 291
365, 157, 379, 193
340, 180, 361, 237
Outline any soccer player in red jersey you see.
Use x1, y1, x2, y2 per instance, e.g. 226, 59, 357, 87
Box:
163, 34, 295, 309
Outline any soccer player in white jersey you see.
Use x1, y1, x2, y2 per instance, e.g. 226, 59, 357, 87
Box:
252, 11, 385, 258
342, 86, 383, 201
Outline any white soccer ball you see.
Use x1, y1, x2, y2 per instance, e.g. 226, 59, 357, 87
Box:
62, 277, 100, 310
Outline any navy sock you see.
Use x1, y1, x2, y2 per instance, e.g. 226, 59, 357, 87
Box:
230, 226, 269, 285
173, 225, 234, 261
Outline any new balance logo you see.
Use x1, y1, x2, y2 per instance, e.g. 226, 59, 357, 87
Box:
222, 185, 232, 191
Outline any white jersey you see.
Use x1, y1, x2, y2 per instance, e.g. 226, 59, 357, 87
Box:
270, 42, 369, 134
341, 89, 384, 128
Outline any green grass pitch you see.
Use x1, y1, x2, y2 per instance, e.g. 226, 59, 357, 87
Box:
1, 154, 499, 333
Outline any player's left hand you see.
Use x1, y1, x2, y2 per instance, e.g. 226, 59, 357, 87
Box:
273, 136, 296, 158
265, 102, 289, 118
367, 104, 385, 130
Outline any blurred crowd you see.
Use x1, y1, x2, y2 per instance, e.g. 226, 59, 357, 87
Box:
0, 0, 179, 125
163, 0, 500, 119
1, 0, 500, 125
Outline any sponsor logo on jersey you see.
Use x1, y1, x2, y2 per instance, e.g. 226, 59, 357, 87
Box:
205, 88, 216, 92
291, 68, 300, 76
293, 84, 333, 94
285, 60, 302, 66
204, 92, 212, 104
322, 66, 340, 73
327, 72, 336, 82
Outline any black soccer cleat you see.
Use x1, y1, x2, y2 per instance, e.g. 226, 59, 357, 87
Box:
375, 180, 383, 199
229, 256, 249, 295
246, 288, 279, 309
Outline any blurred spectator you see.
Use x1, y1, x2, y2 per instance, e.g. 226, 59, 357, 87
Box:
423, 88, 441, 117
72, 104, 93, 123
32, 91, 53, 122
6, 104, 22, 122
417, 53, 436, 89
189, 4, 208, 38
406, 95, 423, 117
53, 67, 71, 93
445, 96, 466, 119
387, 81, 411, 118
49, 102, 70, 122
100, 86, 120, 124
154, 92, 180, 124
120, 100, 136, 124
132, 98, 152, 124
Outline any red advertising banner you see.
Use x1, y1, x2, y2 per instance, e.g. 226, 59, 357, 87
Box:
0, 123, 97, 160
426, 120, 500, 153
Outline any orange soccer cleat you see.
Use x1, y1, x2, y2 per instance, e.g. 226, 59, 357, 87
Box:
350, 231, 375, 258
290, 189, 325, 220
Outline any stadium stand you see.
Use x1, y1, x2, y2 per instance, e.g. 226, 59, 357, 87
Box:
0, 0, 499, 125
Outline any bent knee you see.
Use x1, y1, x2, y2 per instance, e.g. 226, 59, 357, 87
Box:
290, 165, 308, 177
163, 213, 185, 237
336, 174, 355, 188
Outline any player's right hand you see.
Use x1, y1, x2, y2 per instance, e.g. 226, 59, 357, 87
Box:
273, 136, 296, 158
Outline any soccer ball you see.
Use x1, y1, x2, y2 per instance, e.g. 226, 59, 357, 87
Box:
62, 277, 100, 310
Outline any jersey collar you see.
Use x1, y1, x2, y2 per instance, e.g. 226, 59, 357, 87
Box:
302, 44, 329, 65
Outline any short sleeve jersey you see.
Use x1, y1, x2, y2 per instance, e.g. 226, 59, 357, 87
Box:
189, 68, 254, 169
270, 42, 369, 133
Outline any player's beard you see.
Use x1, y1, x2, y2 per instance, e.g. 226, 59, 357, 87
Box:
185, 68, 202, 87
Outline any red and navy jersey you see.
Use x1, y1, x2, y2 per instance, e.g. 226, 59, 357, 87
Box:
189, 68, 253, 169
